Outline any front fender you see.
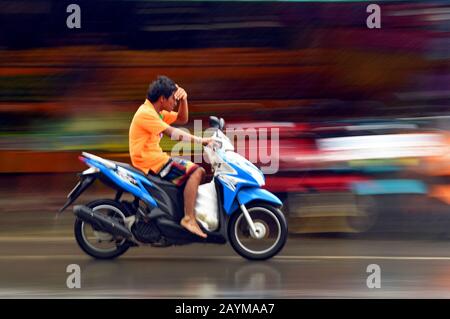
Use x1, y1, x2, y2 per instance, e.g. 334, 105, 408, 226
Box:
227, 187, 282, 215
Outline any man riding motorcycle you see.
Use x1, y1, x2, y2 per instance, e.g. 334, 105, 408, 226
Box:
129, 76, 213, 238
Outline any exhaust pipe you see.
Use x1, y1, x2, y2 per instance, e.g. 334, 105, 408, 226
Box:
74, 205, 132, 239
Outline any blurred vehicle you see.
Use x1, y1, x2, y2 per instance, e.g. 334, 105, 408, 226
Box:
229, 119, 449, 234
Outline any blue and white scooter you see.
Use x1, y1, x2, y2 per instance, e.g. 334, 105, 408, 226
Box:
60, 117, 287, 260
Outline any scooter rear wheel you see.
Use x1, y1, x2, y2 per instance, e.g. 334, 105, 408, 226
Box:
74, 199, 132, 260
228, 203, 288, 260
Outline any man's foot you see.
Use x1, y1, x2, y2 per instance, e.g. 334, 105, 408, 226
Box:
181, 217, 207, 238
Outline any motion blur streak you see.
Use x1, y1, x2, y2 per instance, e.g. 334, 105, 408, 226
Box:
0, 0, 449, 298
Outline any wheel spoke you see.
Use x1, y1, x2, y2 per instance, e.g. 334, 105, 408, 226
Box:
80, 205, 127, 254
234, 207, 282, 256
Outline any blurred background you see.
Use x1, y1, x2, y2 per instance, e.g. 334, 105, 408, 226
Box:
1, 0, 449, 237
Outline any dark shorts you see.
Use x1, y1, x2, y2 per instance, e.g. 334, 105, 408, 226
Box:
156, 158, 200, 186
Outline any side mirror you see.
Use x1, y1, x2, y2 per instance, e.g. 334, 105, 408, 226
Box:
219, 118, 225, 130
209, 116, 220, 129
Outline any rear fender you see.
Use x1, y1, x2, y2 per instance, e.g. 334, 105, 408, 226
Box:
59, 170, 98, 213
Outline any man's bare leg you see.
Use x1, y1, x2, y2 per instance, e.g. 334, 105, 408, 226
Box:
181, 167, 207, 238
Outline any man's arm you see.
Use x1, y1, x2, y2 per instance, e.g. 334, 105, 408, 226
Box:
173, 85, 188, 125
163, 125, 211, 145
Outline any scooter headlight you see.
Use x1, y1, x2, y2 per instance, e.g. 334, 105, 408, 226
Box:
250, 167, 265, 186
255, 170, 265, 186
241, 159, 265, 186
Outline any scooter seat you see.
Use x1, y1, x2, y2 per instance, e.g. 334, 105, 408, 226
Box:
112, 161, 175, 188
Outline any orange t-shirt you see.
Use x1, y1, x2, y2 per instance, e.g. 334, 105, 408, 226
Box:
129, 99, 178, 174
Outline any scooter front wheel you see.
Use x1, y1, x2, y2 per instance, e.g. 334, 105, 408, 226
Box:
228, 203, 288, 260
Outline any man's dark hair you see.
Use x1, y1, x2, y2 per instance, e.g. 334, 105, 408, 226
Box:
147, 76, 177, 103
